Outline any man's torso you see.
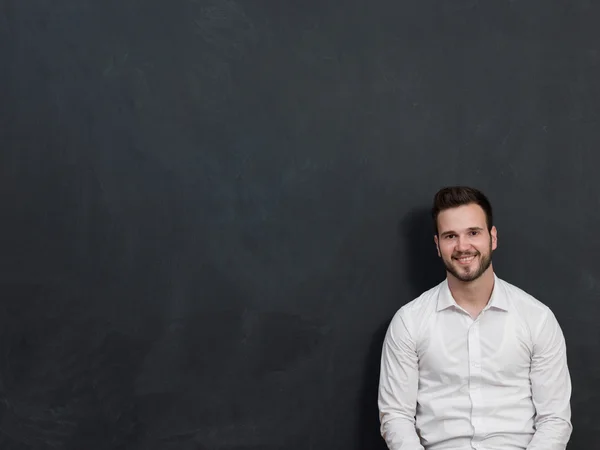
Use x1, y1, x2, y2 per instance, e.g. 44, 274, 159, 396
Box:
403, 276, 550, 449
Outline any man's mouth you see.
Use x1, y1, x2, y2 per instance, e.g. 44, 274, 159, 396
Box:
454, 254, 477, 265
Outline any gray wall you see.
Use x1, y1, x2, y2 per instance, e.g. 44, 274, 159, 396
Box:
0, 0, 597, 448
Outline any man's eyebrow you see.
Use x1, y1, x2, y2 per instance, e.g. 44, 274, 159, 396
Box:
439, 227, 483, 237
439, 230, 457, 237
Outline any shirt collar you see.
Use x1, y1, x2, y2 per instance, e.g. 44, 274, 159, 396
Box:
436, 274, 509, 312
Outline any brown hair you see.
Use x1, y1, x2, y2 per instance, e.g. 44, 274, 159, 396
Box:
431, 186, 493, 235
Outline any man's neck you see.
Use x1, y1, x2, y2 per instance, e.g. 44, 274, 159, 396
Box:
447, 267, 495, 317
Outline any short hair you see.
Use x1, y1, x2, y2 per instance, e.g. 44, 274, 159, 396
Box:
431, 186, 493, 235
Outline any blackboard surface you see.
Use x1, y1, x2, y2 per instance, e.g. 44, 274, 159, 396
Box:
1, 0, 598, 448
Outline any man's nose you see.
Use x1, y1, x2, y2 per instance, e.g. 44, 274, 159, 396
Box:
456, 237, 471, 252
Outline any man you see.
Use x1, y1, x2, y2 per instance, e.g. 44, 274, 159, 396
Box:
378, 186, 572, 450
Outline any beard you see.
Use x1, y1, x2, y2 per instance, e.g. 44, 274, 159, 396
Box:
443, 241, 493, 282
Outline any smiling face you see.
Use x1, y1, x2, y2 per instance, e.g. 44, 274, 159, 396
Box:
434, 203, 497, 283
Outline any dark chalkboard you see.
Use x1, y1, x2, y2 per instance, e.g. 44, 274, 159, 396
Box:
0, 0, 598, 448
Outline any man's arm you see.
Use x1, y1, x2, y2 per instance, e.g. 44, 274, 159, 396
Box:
526, 309, 573, 450
378, 309, 424, 450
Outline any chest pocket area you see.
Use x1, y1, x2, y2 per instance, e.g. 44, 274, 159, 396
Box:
479, 313, 532, 382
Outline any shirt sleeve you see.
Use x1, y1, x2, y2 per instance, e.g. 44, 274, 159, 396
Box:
378, 309, 424, 450
526, 309, 573, 450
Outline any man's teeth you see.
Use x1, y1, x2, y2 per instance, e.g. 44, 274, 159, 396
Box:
458, 256, 475, 262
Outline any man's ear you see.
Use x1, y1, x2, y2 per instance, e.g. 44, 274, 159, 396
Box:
434, 235, 441, 257
491, 226, 498, 251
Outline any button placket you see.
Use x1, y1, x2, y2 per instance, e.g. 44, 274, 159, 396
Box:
468, 319, 483, 438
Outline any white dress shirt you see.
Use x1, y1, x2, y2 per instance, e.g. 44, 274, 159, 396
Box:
378, 274, 572, 450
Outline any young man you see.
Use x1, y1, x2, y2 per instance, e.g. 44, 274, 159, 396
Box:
378, 186, 572, 450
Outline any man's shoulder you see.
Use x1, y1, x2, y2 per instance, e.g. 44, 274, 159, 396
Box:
496, 276, 567, 345
386, 283, 442, 340
391, 280, 444, 324
497, 276, 553, 313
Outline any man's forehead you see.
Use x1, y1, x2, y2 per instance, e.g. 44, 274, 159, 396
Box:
437, 204, 487, 229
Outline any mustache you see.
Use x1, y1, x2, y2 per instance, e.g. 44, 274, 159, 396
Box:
452, 251, 479, 258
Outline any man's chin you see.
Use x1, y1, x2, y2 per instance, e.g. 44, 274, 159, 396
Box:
445, 263, 483, 282
455, 272, 481, 282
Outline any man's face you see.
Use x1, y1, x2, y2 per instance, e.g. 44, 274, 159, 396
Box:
434, 203, 497, 283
